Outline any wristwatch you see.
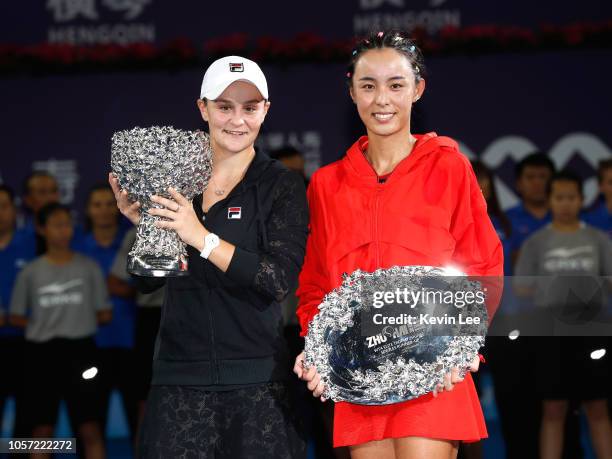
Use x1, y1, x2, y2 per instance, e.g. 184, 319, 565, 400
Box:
200, 233, 220, 259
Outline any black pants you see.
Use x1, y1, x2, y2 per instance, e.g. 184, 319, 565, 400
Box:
133, 307, 162, 401
486, 336, 583, 459
0, 337, 31, 453
95, 347, 139, 441
138, 382, 306, 459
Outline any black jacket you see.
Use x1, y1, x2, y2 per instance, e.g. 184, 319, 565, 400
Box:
136, 150, 309, 386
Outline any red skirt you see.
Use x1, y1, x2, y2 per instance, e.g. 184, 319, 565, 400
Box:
333, 373, 487, 447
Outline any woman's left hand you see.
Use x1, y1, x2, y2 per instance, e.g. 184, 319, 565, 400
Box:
148, 188, 206, 250
432, 356, 480, 397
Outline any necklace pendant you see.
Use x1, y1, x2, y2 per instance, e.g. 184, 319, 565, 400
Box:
214, 189, 225, 196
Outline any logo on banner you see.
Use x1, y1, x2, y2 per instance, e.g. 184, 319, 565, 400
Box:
229, 63, 244, 72
459, 132, 612, 210
354, 0, 459, 35
46, 0, 155, 45
228, 207, 242, 219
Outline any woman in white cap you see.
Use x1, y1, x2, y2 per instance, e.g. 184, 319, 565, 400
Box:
109, 56, 308, 458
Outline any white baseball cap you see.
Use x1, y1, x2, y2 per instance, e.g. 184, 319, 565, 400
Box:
200, 56, 269, 101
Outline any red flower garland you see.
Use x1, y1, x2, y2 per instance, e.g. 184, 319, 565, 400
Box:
1, 21, 610, 75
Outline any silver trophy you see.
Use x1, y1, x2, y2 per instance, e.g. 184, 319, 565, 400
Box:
111, 126, 212, 277
304, 265, 488, 405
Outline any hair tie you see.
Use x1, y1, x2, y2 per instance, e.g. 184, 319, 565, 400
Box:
346, 72, 352, 78
352, 50, 358, 56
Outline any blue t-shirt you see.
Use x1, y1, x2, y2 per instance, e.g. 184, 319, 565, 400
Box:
583, 201, 612, 239
20, 216, 86, 253
506, 203, 552, 267
73, 228, 136, 349
0, 229, 36, 337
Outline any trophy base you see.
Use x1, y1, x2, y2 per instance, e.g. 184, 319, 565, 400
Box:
127, 254, 189, 277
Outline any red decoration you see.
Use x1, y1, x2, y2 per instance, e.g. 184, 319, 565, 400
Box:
0, 21, 610, 75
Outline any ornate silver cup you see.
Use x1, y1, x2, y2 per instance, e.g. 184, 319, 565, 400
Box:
111, 126, 212, 277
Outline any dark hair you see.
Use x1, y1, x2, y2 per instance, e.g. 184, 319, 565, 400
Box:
84, 184, 118, 232
22, 171, 58, 195
37, 202, 72, 228
471, 161, 512, 237
347, 30, 426, 87
514, 153, 555, 180
547, 170, 583, 198
0, 184, 15, 203
270, 146, 303, 161
597, 159, 612, 183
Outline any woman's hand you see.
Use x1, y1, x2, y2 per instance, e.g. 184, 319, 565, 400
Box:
148, 188, 207, 250
432, 355, 480, 397
108, 172, 140, 225
294, 351, 326, 401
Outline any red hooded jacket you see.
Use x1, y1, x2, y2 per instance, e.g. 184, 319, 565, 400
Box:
296, 133, 504, 446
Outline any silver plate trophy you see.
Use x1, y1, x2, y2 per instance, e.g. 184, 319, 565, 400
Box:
111, 126, 212, 277
304, 265, 488, 405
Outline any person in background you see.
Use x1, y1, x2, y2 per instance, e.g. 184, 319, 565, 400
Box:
73, 185, 138, 445
584, 159, 612, 237
20, 172, 60, 236
108, 227, 164, 452
0, 184, 35, 444
487, 153, 557, 458
514, 171, 612, 459
9, 202, 111, 459
271, 146, 309, 187
472, 161, 512, 276
506, 153, 555, 269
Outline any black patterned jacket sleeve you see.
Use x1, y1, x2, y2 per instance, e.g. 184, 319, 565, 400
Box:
225, 171, 309, 303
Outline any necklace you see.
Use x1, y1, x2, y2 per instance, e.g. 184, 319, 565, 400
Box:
211, 176, 226, 196
209, 153, 254, 197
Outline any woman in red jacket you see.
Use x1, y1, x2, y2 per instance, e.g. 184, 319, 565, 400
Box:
294, 31, 503, 459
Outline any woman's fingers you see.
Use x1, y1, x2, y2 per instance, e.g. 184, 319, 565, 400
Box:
108, 173, 120, 195
433, 383, 444, 397
150, 194, 177, 210
450, 367, 463, 384
148, 207, 175, 220
469, 356, 480, 373
307, 373, 321, 392
302, 365, 317, 382
443, 372, 453, 391
168, 188, 190, 206
313, 380, 326, 398
293, 352, 305, 379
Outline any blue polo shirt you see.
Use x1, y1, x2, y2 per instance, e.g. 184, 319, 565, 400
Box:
583, 201, 612, 239
506, 203, 552, 273
0, 229, 36, 337
73, 228, 136, 349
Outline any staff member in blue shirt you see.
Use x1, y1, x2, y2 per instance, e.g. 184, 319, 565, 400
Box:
584, 159, 612, 238
506, 153, 555, 273
0, 185, 36, 440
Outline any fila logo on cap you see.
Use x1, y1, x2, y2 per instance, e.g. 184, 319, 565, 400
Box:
229, 63, 244, 72
228, 207, 242, 219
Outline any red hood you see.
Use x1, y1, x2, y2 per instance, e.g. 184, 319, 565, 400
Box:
345, 132, 459, 184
